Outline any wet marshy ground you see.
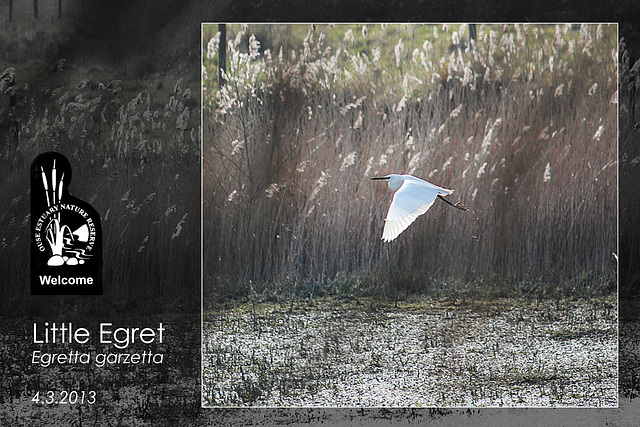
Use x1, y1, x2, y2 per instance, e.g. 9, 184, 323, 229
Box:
202, 297, 617, 407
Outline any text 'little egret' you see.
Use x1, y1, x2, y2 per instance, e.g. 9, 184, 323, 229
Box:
371, 174, 469, 242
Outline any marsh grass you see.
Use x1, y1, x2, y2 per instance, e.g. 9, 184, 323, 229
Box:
203, 24, 617, 303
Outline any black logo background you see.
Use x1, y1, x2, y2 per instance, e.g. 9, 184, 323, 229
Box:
30, 152, 103, 295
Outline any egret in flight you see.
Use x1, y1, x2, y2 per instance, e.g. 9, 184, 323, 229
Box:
371, 174, 468, 242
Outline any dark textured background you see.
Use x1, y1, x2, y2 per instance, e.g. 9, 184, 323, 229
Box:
1, 0, 638, 425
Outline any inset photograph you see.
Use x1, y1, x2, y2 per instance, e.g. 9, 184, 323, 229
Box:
202, 23, 617, 407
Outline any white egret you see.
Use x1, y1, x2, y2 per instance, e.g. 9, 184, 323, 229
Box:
371, 174, 468, 242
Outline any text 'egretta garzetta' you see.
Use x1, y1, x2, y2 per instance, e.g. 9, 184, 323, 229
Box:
371, 174, 468, 242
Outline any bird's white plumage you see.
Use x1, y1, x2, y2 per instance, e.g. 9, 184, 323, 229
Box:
375, 174, 453, 242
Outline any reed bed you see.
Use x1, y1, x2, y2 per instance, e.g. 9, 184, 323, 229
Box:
619, 35, 640, 300
203, 24, 617, 303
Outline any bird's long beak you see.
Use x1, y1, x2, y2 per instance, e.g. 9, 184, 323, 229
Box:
370, 176, 389, 181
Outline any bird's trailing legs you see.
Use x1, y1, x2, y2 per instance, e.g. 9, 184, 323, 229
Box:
437, 194, 469, 212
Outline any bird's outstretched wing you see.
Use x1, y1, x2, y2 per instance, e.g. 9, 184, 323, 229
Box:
382, 181, 450, 242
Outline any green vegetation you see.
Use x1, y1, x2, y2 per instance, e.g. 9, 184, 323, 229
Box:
203, 24, 617, 305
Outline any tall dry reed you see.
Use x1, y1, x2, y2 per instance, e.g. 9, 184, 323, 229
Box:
203, 24, 617, 302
